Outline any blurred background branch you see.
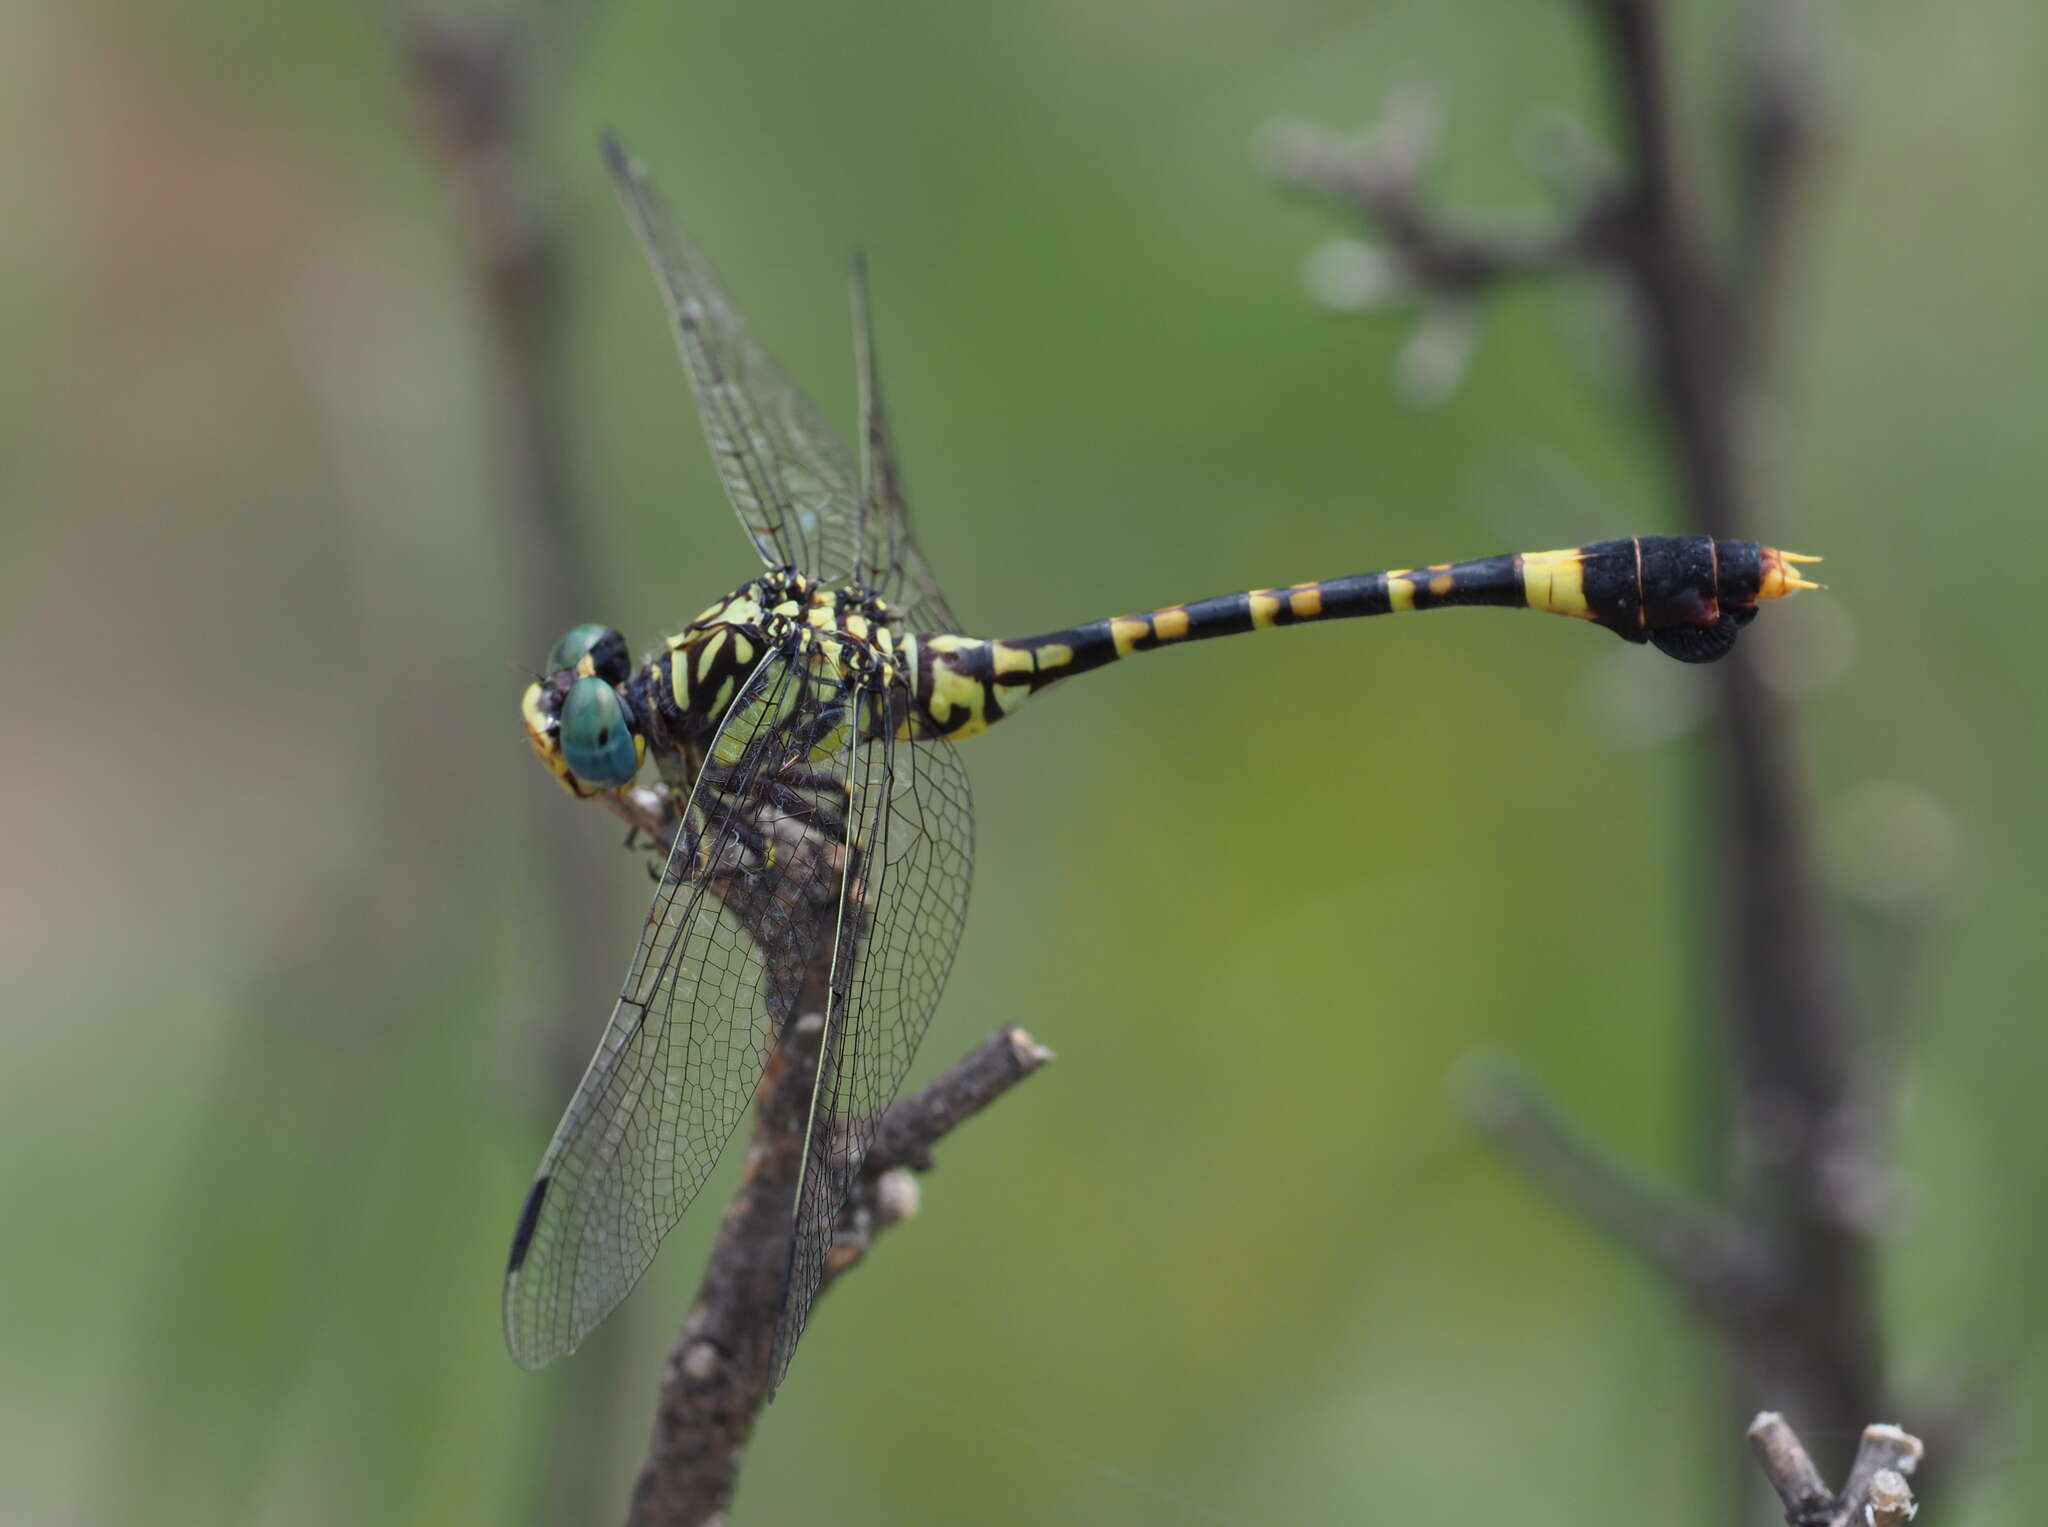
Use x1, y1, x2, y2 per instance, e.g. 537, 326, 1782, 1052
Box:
1266, 0, 1937, 1507
395, 6, 638, 1522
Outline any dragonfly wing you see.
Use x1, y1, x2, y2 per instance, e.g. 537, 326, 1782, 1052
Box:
768, 703, 974, 1389
504, 651, 820, 1368
849, 255, 963, 635
602, 132, 863, 581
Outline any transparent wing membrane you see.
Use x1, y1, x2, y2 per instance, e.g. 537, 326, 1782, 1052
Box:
602, 133, 863, 582
505, 641, 974, 1382
505, 653, 811, 1366
770, 708, 973, 1385
511, 138, 978, 1386
603, 133, 960, 622
850, 255, 963, 633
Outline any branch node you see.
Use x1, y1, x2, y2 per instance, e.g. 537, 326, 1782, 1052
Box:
678, 1341, 723, 1386
872, 1166, 921, 1229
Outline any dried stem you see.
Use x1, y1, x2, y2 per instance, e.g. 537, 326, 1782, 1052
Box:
1733, 0, 1824, 356
625, 1017, 1054, 1525
394, 9, 639, 1522
1748, 1411, 1834, 1523
1462, 1059, 1780, 1322
1262, 102, 1602, 295
1748, 1413, 1922, 1527
1575, 0, 1880, 1464
1265, 0, 1914, 1492
400, 9, 591, 634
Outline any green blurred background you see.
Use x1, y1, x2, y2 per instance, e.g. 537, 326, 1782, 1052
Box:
6, 0, 2043, 1521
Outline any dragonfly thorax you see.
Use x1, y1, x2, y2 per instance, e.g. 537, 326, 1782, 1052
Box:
662, 572, 903, 704
523, 575, 915, 809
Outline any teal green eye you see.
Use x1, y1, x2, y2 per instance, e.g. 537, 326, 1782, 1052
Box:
547, 625, 630, 684
559, 677, 640, 787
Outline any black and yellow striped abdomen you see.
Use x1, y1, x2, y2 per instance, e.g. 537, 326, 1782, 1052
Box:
901, 536, 1818, 740
527, 537, 1818, 781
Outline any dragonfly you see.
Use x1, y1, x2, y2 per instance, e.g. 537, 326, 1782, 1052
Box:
503, 131, 1822, 1390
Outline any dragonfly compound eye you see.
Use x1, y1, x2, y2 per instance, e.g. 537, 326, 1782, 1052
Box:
547, 624, 631, 685
559, 676, 642, 787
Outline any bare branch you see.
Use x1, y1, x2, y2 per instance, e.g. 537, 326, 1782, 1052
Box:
1749, 1411, 1835, 1525
1839, 1424, 1926, 1517
1258, 92, 1623, 405
1570, 0, 1884, 1455
625, 1022, 1053, 1526
1260, 100, 1601, 296
1574, 0, 1745, 534
1462, 1058, 1781, 1322
1270, 0, 1916, 1482
865, 1027, 1057, 1177
1748, 1413, 1923, 1527
395, 9, 641, 1522
1733, 0, 1826, 350
399, 9, 595, 640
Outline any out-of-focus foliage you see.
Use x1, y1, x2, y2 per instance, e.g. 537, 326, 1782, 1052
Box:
5, 1, 2043, 1522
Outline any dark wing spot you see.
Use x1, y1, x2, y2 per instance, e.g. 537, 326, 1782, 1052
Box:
508, 1174, 551, 1272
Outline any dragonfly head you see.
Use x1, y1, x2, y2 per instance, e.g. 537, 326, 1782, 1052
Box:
522, 624, 646, 795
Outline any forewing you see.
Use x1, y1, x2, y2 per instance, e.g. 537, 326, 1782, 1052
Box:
767, 701, 975, 1389
602, 132, 863, 580
504, 651, 828, 1369
850, 256, 962, 634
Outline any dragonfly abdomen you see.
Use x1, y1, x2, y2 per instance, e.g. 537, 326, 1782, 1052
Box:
904, 536, 1819, 740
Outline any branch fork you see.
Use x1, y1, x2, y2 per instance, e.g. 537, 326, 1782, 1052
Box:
1749, 1413, 1922, 1527
625, 1018, 1054, 1526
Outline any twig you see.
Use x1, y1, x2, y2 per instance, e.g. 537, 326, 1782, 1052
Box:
1839, 1422, 1924, 1512
1748, 1413, 1922, 1527
394, 10, 639, 1522
400, 9, 590, 625
865, 1026, 1058, 1178
1573, 0, 1883, 1459
603, 759, 1049, 1524
1461, 1058, 1780, 1321
1749, 1411, 1834, 1524
396, 3, 627, 1088
625, 1023, 1053, 1526
1260, 97, 1604, 295
1732, 0, 1824, 355
1265, 0, 1908, 1483
1259, 93, 1617, 405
